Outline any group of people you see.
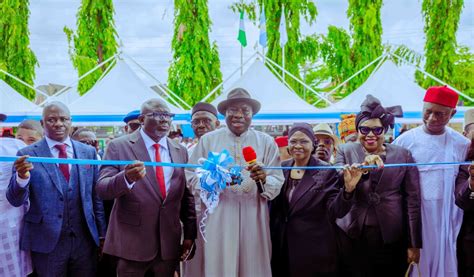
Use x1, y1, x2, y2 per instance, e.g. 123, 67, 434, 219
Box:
0, 85, 473, 277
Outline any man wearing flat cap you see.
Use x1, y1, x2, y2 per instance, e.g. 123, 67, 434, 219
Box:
188, 102, 220, 156
394, 86, 470, 276
313, 123, 339, 163
186, 88, 284, 277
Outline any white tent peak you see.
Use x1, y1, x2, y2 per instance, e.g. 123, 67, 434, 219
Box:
323, 60, 426, 113
68, 58, 184, 115
0, 79, 39, 114
211, 60, 319, 114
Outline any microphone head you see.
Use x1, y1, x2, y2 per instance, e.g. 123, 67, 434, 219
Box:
242, 146, 257, 163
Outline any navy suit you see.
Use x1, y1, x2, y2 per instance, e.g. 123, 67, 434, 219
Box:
6, 138, 106, 276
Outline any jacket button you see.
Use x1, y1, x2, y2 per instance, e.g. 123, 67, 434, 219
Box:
59, 197, 64, 201
58, 215, 62, 218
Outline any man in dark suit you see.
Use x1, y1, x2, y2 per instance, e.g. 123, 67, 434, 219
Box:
458, 109, 474, 277
7, 101, 106, 276
96, 98, 196, 276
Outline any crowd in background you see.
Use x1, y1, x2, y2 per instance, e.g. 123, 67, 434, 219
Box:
0, 85, 473, 277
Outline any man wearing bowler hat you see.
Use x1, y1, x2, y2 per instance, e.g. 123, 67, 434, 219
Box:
185, 88, 284, 277
394, 86, 470, 276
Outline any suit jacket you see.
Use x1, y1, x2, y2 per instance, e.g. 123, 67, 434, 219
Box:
335, 142, 422, 248
96, 130, 196, 262
6, 138, 106, 253
456, 164, 474, 242
270, 157, 352, 276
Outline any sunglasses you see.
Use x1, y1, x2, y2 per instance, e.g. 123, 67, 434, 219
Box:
128, 122, 141, 131
358, 126, 384, 136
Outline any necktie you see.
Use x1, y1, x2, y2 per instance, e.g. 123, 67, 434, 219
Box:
153, 144, 166, 198
54, 144, 70, 182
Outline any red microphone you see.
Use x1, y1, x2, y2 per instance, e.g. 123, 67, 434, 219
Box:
242, 146, 264, 193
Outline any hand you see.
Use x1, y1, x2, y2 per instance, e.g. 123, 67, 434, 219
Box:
343, 163, 364, 193
363, 154, 384, 169
180, 239, 195, 261
247, 162, 267, 184
407, 248, 420, 263
124, 161, 146, 183
14, 156, 33, 179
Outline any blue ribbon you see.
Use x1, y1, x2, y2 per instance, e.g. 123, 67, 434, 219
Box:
0, 156, 471, 170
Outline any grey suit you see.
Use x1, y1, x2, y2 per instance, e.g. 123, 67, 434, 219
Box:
96, 130, 196, 272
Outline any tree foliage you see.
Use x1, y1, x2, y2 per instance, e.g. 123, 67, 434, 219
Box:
64, 0, 118, 95
347, 0, 383, 92
230, 0, 317, 99
0, 0, 38, 100
418, 0, 463, 88
168, 0, 222, 106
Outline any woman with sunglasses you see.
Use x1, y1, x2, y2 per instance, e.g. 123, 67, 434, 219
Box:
335, 95, 422, 277
270, 123, 354, 277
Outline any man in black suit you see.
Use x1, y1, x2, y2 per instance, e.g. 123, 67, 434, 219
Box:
458, 109, 474, 277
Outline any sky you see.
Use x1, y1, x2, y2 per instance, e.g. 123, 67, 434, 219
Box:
29, 0, 473, 91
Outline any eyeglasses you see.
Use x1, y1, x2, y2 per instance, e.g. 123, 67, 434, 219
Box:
142, 112, 175, 121
358, 126, 384, 136
226, 107, 252, 117
128, 122, 141, 131
289, 139, 312, 146
315, 138, 333, 145
191, 118, 213, 126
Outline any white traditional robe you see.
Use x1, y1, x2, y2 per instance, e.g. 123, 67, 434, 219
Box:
0, 138, 32, 277
394, 126, 469, 277
184, 127, 284, 277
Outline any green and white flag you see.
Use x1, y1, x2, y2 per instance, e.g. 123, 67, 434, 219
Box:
237, 10, 247, 47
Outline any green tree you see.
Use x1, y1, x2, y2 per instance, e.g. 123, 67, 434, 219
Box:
168, 0, 222, 106
418, 0, 463, 89
0, 0, 38, 100
346, 0, 383, 92
230, 0, 317, 98
64, 0, 118, 95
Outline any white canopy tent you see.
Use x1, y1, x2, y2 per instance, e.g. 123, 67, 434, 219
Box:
0, 79, 41, 125
321, 59, 468, 123
67, 58, 188, 126
210, 60, 324, 124
42, 86, 80, 106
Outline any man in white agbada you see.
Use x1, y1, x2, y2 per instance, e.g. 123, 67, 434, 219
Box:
186, 88, 284, 277
394, 86, 470, 276
0, 113, 32, 277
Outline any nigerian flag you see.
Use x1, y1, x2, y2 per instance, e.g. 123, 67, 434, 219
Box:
237, 10, 247, 47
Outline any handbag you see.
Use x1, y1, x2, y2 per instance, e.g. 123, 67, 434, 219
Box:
404, 262, 421, 277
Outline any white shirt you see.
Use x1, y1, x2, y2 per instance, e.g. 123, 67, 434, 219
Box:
17, 137, 74, 187
127, 129, 173, 192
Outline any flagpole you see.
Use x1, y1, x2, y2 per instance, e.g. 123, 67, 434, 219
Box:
241, 45, 243, 76
282, 45, 285, 81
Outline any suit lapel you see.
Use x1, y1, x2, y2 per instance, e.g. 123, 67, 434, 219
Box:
374, 144, 396, 191
33, 139, 63, 195
166, 138, 181, 201
72, 141, 87, 201
129, 131, 162, 201
289, 157, 321, 212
